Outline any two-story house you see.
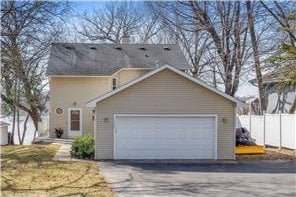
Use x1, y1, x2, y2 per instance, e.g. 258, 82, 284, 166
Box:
47, 43, 238, 160
47, 43, 190, 138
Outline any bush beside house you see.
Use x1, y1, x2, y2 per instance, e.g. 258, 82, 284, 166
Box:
71, 134, 95, 159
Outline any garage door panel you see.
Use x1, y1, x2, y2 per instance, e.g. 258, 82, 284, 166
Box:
114, 116, 216, 159
119, 145, 212, 152
118, 151, 212, 159
117, 141, 213, 149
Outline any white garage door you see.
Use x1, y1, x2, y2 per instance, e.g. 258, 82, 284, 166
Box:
114, 115, 217, 159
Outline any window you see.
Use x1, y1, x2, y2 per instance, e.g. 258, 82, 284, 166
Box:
70, 110, 80, 131
112, 78, 117, 90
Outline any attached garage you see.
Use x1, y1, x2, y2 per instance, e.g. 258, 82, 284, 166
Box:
87, 65, 237, 160
114, 115, 217, 159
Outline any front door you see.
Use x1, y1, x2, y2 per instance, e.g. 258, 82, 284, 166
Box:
68, 108, 82, 138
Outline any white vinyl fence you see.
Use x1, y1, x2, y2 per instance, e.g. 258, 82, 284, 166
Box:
38, 121, 49, 137
236, 113, 296, 149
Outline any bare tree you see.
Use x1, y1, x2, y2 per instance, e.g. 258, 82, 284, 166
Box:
138, 13, 164, 44
260, 1, 296, 46
248, 1, 296, 114
76, 2, 140, 43
246, 1, 266, 114
149, 1, 250, 96
190, 1, 251, 96
171, 25, 212, 78
1, 1, 70, 142
264, 5, 296, 113
76, 2, 163, 44
148, 2, 212, 80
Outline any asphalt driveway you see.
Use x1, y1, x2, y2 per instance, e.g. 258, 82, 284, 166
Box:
98, 161, 296, 197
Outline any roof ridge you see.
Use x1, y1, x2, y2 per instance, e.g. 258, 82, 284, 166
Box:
51, 42, 178, 45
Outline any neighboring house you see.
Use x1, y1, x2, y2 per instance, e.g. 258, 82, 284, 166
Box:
236, 96, 260, 115
47, 43, 190, 138
48, 43, 237, 160
250, 65, 296, 114
87, 65, 237, 160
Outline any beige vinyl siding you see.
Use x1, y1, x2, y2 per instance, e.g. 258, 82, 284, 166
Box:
117, 69, 149, 86
95, 69, 236, 160
111, 69, 149, 89
49, 69, 148, 138
49, 77, 110, 138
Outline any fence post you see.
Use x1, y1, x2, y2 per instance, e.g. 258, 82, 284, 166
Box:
249, 112, 252, 134
279, 112, 282, 149
263, 111, 266, 147
294, 114, 296, 150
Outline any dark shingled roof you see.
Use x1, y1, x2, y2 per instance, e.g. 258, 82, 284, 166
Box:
47, 43, 190, 76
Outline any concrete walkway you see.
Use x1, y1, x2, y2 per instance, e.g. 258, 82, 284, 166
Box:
53, 143, 72, 161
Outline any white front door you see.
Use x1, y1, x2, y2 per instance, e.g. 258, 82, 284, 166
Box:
68, 108, 82, 138
114, 115, 217, 159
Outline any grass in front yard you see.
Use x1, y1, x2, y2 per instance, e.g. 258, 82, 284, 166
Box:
1, 144, 113, 197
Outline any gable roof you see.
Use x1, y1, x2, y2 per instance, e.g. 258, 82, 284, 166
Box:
47, 43, 190, 76
86, 65, 237, 107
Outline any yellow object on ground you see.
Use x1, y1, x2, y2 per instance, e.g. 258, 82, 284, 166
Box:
235, 145, 265, 154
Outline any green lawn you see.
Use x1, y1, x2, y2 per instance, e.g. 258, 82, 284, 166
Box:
1, 144, 113, 197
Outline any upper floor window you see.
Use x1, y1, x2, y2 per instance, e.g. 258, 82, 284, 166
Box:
112, 78, 117, 90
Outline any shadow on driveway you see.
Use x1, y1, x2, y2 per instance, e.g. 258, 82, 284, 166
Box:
106, 161, 296, 174
98, 161, 296, 197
